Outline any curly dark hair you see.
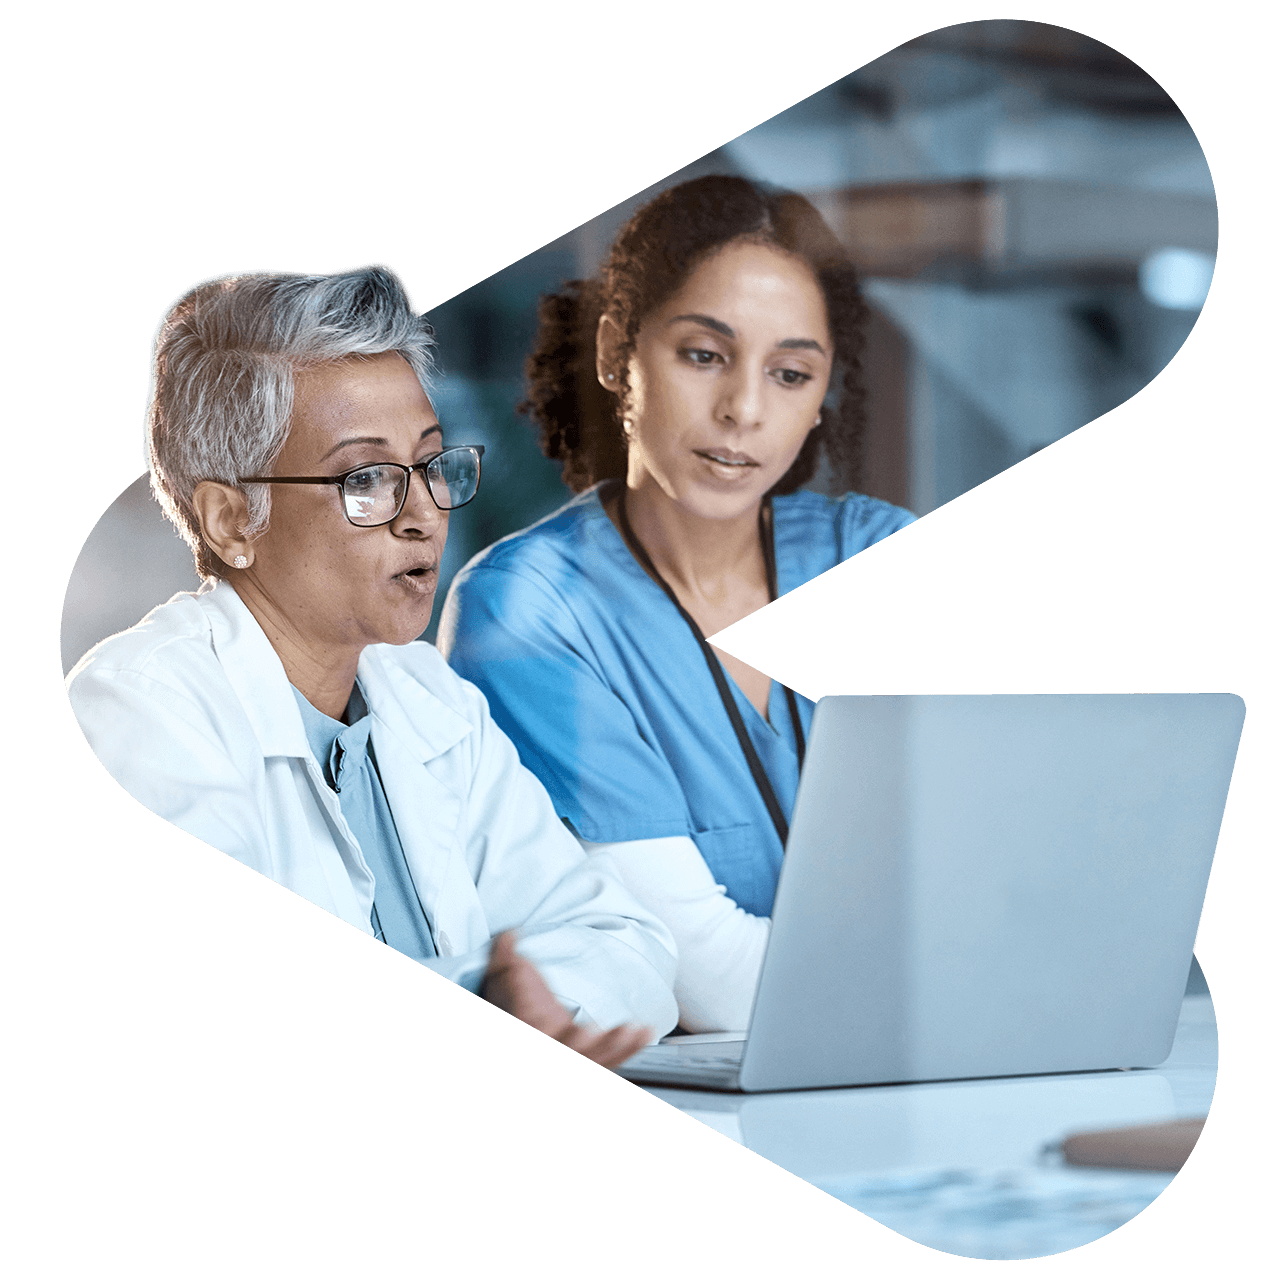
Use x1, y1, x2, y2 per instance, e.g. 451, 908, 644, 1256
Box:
520, 174, 868, 496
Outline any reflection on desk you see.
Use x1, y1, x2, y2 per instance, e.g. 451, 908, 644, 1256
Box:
643, 994, 1216, 1260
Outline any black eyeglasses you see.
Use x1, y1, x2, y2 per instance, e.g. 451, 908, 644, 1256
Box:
242, 445, 485, 528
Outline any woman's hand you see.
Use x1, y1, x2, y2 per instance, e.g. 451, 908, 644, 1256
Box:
482, 932, 652, 1068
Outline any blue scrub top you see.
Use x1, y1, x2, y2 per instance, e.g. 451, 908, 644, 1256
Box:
439, 485, 914, 918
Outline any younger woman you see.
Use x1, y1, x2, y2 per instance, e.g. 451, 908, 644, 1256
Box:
439, 177, 913, 1031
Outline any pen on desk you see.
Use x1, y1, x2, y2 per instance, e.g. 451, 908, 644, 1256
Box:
1042, 1117, 1206, 1172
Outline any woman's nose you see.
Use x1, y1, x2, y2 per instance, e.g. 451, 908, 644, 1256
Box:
717, 366, 765, 431
392, 467, 447, 536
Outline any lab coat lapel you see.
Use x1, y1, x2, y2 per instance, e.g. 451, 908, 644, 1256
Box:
198, 583, 378, 920
198, 582, 312, 759
358, 646, 489, 955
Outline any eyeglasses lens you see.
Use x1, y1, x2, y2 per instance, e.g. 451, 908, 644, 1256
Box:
427, 448, 481, 509
342, 465, 406, 527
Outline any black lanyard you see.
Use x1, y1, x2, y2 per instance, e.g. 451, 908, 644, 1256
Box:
615, 484, 806, 852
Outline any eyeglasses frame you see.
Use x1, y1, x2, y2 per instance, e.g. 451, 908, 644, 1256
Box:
241, 444, 486, 528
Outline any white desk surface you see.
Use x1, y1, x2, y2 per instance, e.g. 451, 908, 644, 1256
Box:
642, 994, 1215, 1260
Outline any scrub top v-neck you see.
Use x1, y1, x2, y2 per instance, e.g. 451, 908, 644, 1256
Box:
439, 484, 914, 918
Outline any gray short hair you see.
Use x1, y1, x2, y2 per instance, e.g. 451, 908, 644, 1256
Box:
148, 266, 437, 579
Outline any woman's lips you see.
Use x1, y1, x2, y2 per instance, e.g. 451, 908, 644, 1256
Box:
693, 448, 759, 469
392, 563, 438, 594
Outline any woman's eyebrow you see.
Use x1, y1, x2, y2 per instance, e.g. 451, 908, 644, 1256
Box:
318, 423, 442, 463
667, 313, 735, 338
668, 314, 827, 355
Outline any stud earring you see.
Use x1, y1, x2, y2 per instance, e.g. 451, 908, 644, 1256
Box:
606, 373, 616, 382
814, 413, 822, 427
233, 554, 249, 570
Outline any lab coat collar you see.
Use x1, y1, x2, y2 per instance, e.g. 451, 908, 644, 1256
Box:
357, 644, 473, 764
196, 580, 472, 765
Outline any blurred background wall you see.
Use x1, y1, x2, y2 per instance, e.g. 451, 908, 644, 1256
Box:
62, 19, 1216, 671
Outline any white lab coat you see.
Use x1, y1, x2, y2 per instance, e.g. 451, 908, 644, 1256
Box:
67, 582, 679, 1036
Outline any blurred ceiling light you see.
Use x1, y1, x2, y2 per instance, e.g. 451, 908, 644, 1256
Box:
1139, 247, 1215, 310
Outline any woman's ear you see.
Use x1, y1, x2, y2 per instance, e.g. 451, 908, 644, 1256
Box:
191, 481, 258, 570
595, 313, 626, 392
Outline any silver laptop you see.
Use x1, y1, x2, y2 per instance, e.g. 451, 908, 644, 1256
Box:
618, 693, 1244, 1093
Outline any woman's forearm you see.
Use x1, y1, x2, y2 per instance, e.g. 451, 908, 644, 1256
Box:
578, 835, 768, 1034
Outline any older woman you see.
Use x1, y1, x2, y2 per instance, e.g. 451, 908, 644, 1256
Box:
67, 267, 678, 1065
440, 177, 914, 1033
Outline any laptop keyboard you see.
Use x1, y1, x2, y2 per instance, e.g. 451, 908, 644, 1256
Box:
616, 1040, 746, 1090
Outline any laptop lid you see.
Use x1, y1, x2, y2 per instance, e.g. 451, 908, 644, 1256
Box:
737, 693, 1243, 1093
